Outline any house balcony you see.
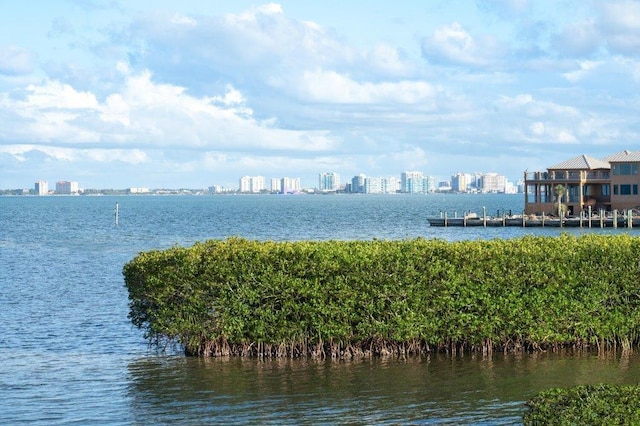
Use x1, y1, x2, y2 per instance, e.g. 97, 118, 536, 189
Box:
524, 170, 610, 184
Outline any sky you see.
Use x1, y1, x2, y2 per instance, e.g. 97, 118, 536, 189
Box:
1, 0, 640, 189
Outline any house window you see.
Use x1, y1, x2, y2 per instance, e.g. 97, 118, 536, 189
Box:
613, 185, 619, 195
635, 185, 638, 195
613, 163, 638, 175
602, 185, 610, 196
620, 184, 632, 195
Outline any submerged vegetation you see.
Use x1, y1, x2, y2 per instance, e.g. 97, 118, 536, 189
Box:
124, 234, 640, 358
524, 384, 640, 424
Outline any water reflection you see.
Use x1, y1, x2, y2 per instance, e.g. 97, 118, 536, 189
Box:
126, 351, 640, 424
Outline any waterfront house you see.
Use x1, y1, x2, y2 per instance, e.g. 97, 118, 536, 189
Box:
524, 151, 640, 215
606, 150, 640, 211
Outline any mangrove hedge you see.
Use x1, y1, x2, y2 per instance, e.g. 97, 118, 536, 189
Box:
523, 384, 640, 424
123, 234, 640, 357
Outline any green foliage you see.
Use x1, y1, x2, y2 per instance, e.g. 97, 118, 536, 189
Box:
122, 234, 640, 357
523, 384, 640, 425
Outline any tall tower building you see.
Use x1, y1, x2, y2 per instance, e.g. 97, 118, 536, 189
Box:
401, 171, 424, 193
319, 172, 340, 191
351, 174, 366, 193
239, 176, 266, 193
281, 177, 301, 193
35, 181, 48, 195
55, 181, 78, 194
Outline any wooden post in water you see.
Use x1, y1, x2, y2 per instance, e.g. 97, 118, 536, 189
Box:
588, 205, 592, 228
114, 202, 119, 226
629, 209, 633, 228
483, 206, 486, 227
613, 210, 618, 228
522, 210, 525, 227
600, 209, 604, 228
542, 212, 545, 227
444, 211, 448, 227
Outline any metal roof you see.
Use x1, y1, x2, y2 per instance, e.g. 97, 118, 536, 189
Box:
603, 150, 640, 162
548, 154, 610, 170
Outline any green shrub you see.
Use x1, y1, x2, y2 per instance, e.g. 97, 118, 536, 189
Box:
123, 234, 640, 357
523, 384, 640, 425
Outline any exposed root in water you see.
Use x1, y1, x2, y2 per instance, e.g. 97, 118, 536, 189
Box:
183, 335, 640, 359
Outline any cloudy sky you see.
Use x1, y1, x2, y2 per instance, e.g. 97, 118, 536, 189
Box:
1, 0, 640, 189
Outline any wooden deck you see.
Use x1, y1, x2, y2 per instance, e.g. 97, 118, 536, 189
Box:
427, 212, 640, 228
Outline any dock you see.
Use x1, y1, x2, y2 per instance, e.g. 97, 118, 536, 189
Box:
427, 208, 640, 228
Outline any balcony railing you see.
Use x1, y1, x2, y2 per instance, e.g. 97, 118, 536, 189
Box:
525, 171, 610, 181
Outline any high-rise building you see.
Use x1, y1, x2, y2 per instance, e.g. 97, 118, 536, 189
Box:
239, 176, 266, 193
364, 177, 382, 194
401, 171, 424, 193
451, 173, 473, 192
35, 181, 48, 195
424, 176, 436, 193
281, 177, 301, 193
351, 174, 366, 193
319, 172, 340, 192
270, 178, 282, 193
385, 177, 401, 193
480, 173, 507, 193
55, 181, 78, 195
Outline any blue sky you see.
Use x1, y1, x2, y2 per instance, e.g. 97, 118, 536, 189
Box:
1, 0, 640, 189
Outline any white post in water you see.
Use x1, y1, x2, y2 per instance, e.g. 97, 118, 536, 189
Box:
115, 202, 119, 226
483, 206, 486, 227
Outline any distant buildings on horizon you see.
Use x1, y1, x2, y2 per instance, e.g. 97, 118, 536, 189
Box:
33, 180, 80, 195
25, 170, 521, 195
216, 171, 522, 194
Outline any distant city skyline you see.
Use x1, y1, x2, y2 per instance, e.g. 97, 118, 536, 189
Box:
21, 168, 519, 193
3, 2, 639, 188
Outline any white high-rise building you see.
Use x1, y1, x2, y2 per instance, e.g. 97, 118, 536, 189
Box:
35, 181, 48, 195
384, 177, 401, 193
451, 173, 473, 192
401, 171, 424, 193
239, 176, 265, 193
281, 177, 301, 193
480, 173, 507, 193
55, 181, 78, 195
364, 177, 382, 194
319, 172, 340, 192
270, 178, 282, 193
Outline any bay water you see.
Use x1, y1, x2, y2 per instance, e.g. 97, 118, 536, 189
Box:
2, 193, 640, 425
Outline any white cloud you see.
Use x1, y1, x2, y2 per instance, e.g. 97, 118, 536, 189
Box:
563, 60, 601, 82
530, 121, 545, 136
292, 69, 437, 105
367, 44, 413, 76
0, 144, 149, 164
421, 23, 506, 67
23, 80, 99, 110
598, 0, 640, 55
170, 14, 197, 27
0, 66, 337, 153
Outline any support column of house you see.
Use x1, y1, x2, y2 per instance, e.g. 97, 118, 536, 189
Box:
523, 172, 529, 212
579, 171, 585, 214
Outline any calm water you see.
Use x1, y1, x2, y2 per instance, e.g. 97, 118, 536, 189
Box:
2, 193, 639, 425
